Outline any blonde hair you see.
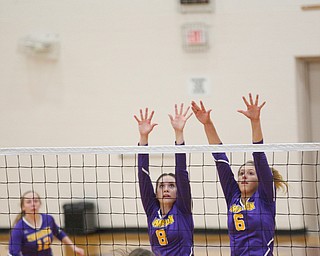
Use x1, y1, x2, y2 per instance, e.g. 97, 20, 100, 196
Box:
238, 161, 288, 193
271, 167, 288, 192
13, 190, 41, 226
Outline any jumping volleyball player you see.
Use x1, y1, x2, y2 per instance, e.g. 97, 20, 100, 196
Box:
192, 94, 287, 255
8, 191, 84, 256
134, 104, 194, 256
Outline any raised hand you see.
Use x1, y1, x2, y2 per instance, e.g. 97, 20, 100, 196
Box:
191, 100, 212, 125
191, 100, 222, 144
134, 108, 158, 139
237, 93, 266, 121
168, 103, 193, 132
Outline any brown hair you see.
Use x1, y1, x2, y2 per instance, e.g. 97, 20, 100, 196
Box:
238, 161, 288, 193
13, 190, 41, 226
155, 173, 176, 194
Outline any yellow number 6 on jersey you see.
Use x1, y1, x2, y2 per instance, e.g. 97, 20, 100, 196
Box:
234, 213, 246, 231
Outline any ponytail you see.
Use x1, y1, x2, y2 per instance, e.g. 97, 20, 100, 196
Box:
271, 167, 288, 193
13, 211, 25, 226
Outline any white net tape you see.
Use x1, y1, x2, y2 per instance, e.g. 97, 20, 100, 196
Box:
0, 143, 319, 155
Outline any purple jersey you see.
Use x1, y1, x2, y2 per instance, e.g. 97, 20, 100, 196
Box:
138, 144, 194, 256
212, 141, 275, 256
8, 213, 67, 256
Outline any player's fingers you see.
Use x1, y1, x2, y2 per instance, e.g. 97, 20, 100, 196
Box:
255, 94, 259, 105
145, 107, 148, 120
186, 112, 193, 120
134, 115, 140, 123
237, 109, 245, 115
191, 101, 200, 110
249, 93, 254, 105
175, 104, 178, 116
242, 96, 250, 107
259, 101, 266, 109
191, 106, 197, 114
149, 110, 155, 121
200, 100, 206, 111
139, 109, 144, 120
183, 106, 190, 116
179, 103, 184, 115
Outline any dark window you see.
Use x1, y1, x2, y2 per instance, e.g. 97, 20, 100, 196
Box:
180, 0, 209, 4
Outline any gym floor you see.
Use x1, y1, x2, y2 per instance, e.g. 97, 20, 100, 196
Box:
1, 232, 319, 255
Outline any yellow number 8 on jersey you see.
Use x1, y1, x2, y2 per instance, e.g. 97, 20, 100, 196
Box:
156, 229, 168, 246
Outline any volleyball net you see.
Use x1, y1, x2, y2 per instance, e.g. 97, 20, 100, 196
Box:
0, 143, 319, 255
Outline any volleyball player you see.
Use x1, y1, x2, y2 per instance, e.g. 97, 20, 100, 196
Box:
134, 104, 194, 256
191, 94, 287, 255
8, 190, 85, 256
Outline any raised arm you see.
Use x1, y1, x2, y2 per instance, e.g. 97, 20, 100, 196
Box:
238, 93, 274, 201
191, 101, 222, 145
191, 100, 239, 206
134, 108, 159, 214
134, 108, 158, 146
168, 103, 193, 144
169, 103, 193, 213
237, 93, 266, 143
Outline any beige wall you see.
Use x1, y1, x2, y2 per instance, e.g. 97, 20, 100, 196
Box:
0, 0, 320, 147
0, 0, 320, 231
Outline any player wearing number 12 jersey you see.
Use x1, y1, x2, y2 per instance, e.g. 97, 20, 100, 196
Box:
9, 213, 67, 256
134, 104, 194, 256
8, 191, 84, 256
191, 94, 287, 256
